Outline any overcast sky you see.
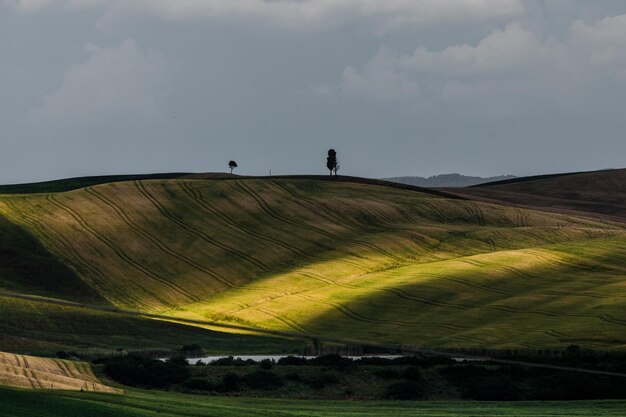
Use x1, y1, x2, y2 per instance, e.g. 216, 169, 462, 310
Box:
1, 0, 626, 183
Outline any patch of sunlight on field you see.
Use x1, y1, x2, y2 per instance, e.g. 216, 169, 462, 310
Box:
169, 235, 626, 349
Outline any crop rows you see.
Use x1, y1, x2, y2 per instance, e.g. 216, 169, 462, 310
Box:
1, 178, 624, 349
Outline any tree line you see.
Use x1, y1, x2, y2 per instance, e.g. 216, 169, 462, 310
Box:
227, 149, 340, 176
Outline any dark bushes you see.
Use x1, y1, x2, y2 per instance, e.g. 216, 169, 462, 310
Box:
462, 375, 520, 401
285, 372, 301, 381
401, 366, 425, 381
372, 369, 400, 380
277, 356, 308, 366
359, 356, 454, 368
310, 354, 353, 369
244, 370, 283, 390
305, 373, 339, 389
384, 381, 426, 400
526, 374, 626, 400
210, 356, 255, 366
101, 355, 189, 389
182, 378, 214, 391
216, 373, 241, 392
259, 359, 274, 369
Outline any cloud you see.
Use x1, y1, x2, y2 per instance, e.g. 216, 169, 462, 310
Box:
570, 14, 626, 80
11, 0, 524, 32
342, 47, 420, 101
308, 84, 334, 97
340, 16, 626, 115
31, 39, 168, 124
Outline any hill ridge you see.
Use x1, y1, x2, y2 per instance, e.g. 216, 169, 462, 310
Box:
0, 173, 463, 200
448, 168, 626, 221
473, 168, 621, 187
386, 173, 516, 188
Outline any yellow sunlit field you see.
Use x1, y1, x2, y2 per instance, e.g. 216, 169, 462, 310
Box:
1, 178, 624, 350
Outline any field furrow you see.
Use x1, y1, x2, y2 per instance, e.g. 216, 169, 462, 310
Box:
0, 351, 120, 393
135, 180, 270, 274
1, 177, 624, 350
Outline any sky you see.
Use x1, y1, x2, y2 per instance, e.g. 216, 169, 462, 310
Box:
1, 0, 626, 183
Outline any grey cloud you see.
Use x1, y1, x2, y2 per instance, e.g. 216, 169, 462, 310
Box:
30, 39, 168, 125
340, 17, 626, 117
12, 0, 524, 32
0, 1, 625, 184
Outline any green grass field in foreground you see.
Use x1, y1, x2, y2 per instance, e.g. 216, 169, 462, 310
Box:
1, 386, 626, 417
2, 178, 626, 350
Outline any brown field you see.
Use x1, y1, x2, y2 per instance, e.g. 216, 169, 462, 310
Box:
0, 351, 120, 393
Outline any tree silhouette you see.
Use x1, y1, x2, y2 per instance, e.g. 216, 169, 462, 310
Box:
326, 149, 338, 176
228, 160, 238, 174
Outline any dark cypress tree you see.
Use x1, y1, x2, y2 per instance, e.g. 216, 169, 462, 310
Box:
326, 149, 338, 176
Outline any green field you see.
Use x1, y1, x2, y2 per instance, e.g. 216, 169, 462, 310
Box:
0, 294, 303, 356
0, 177, 624, 351
1, 386, 626, 417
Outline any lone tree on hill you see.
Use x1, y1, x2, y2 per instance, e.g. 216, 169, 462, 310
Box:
326, 149, 338, 176
228, 160, 238, 174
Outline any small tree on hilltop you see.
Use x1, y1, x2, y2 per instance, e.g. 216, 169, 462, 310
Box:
326, 149, 338, 176
228, 160, 238, 174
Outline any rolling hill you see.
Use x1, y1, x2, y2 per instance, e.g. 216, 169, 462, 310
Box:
0, 292, 303, 355
0, 202, 303, 355
445, 168, 626, 221
0, 175, 624, 351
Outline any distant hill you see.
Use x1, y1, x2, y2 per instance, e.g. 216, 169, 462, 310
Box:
445, 168, 626, 221
384, 173, 516, 188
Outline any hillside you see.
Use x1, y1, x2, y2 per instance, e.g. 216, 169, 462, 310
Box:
445, 168, 626, 220
0, 201, 302, 355
0, 177, 625, 350
0, 293, 303, 355
0, 212, 105, 303
384, 174, 516, 188
0, 351, 119, 393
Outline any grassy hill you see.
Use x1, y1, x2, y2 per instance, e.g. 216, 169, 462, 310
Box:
0, 293, 303, 356
0, 212, 105, 303
0, 198, 302, 355
1, 176, 624, 351
445, 168, 626, 220
0, 351, 119, 393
